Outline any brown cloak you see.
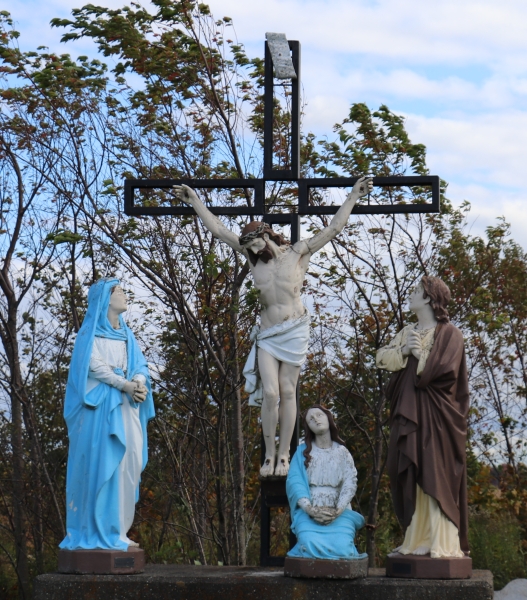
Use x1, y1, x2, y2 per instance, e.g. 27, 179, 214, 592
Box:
386, 322, 470, 553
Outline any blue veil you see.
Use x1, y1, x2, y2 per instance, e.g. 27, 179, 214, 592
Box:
60, 278, 155, 551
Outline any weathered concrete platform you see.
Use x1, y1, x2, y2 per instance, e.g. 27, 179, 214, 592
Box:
34, 564, 494, 600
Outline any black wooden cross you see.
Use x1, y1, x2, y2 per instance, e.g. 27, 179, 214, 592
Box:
124, 34, 440, 567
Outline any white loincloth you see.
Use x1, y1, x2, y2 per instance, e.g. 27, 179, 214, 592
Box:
243, 310, 311, 406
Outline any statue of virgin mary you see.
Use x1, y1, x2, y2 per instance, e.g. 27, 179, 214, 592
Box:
59, 278, 155, 551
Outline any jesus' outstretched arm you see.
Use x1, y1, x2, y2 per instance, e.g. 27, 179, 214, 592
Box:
172, 185, 243, 253
296, 176, 373, 256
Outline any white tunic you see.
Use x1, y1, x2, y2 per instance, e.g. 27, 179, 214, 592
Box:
88, 336, 145, 546
298, 442, 358, 511
376, 323, 435, 376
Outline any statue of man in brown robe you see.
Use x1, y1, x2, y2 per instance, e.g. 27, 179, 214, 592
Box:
376, 276, 469, 558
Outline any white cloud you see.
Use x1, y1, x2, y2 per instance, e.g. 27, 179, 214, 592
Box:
402, 112, 527, 242
10, 0, 527, 70
8, 0, 156, 57
6, 0, 527, 247
207, 0, 527, 66
405, 112, 527, 187
443, 182, 527, 244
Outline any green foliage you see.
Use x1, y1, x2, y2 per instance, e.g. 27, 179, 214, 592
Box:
46, 229, 84, 245
313, 103, 428, 179
469, 510, 527, 590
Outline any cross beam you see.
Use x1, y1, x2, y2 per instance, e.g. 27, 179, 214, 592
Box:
124, 37, 439, 230
123, 34, 440, 568
124, 176, 440, 217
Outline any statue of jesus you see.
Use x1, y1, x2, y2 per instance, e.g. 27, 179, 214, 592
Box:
173, 177, 372, 477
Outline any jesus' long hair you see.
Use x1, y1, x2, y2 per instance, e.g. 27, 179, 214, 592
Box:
302, 404, 345, 469
239, 221, 290, 266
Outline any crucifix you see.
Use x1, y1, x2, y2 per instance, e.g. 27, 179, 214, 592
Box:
124, 33, 440, 567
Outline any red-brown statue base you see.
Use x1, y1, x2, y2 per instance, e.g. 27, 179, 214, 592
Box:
58, 547, 145, 575
386, 552, 472, 579
284, 556, 369, 579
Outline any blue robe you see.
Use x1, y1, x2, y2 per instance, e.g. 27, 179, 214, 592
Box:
59, 278, 155, 551
286, 443, 367, 560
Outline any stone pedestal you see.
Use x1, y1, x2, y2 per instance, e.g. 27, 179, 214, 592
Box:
58, 547, 145, 575
284, 556, 368, 579
386, 552, 472, 579
35, 565, 493, 600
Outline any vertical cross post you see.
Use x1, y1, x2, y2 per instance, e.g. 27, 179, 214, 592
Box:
259, 36, 301, 566
264, 39, 301, 181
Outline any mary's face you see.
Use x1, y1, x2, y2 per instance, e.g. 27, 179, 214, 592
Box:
306, 408, 330, 436
109, 286, 127, 313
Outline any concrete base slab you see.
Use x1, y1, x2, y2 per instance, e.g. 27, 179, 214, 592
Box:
57, 547, 145, 575
386, 552, 472, 579
35, 564, 493, 600
284, 556, 368, 579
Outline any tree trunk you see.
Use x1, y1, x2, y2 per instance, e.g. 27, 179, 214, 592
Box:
365, 399, 385, 568
11, 395, 29, 599
231, 382, 246, 565
24, 404, 44, 574
215, 403, 230, 564
229, 262, 248, 565
7, 308, 30, 599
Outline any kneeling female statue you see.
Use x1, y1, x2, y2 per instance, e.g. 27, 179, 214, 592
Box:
59, 278, 155, 551
286, 405, 367, 560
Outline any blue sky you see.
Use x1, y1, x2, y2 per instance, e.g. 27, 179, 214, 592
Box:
7, 0, 527, 245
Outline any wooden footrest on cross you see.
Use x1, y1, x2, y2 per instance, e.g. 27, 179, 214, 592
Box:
58, 547, 145, 575
386, 552, 472, 579
284, 556, 369, 579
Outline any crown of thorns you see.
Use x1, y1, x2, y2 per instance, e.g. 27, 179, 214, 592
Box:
239, 223, 268, 245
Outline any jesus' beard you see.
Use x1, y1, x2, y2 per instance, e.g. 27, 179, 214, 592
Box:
247, 242, 274, 266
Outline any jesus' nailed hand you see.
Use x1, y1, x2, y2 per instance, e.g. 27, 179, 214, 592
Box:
173, 177, 372, 477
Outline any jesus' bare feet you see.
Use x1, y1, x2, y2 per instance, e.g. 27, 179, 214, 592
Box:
274, 455, 289, 476
260, 456, 275, 477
